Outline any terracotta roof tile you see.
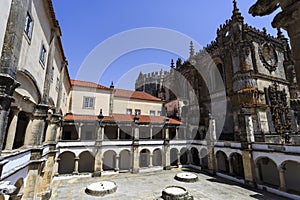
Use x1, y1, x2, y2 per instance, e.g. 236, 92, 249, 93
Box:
64, 113, 182, 125
71, 80, 110, 90
114, 89, 161, 102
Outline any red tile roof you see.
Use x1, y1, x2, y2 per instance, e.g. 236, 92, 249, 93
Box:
114, 89, 161, 102
64, 113, 182, 125
71, 80, 110, 90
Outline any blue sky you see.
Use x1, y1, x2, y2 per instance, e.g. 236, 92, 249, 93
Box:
52, 0, 285, 89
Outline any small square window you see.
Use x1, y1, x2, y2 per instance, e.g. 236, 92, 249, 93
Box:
150, 110, 155, 116
126, 108, 132, 115
83, 97, 95, 109
39, 44, 47, 65
157, 111, 162, 116
135, 109, 141, 115
24, 13, 33, 40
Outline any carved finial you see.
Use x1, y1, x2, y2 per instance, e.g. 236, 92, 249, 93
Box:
263, 27, 267, 34
98, 109, 104, 121
170, 59, 174, 68
277, 28, 284, 39
232, 0, 244, 22
110, 81, 114, 89
190, 41, 195, 57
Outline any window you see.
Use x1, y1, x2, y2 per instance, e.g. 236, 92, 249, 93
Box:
83, 97, 95, 109
56, 77, 60, 90
157, 111, 162, 116
39, 44, 47, 65
150, 110, 155, 116
24, 13, 33, 39
135, 109, 141, 115
126, 108, 132, 115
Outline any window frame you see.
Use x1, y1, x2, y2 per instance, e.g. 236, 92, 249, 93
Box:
24, 12, 33, 41
135, 109, 141, 115
150, 110, 155, 116
39, 44, 47, 66
126, 108, 132, 115
83, 96, 95, 109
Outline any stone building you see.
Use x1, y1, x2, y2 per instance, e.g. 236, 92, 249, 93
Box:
1, 0, 300, 200
132, 1, 300, 198
0, 0, 69, 199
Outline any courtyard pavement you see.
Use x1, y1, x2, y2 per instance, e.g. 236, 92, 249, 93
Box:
50, 168, 288, 200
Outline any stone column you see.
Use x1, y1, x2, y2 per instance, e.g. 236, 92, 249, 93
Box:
101, 125, 105, 140
22, 162, 42, 200
78, 123, 83, 141
279, 166, 287, 192
209, 115, 216, 141
149, 154, 153, 167
207, 146, 216, 175
132, 115, 140, 173
53, 158, 60, 176
177, 152, 181, 166
239, 108, 255, 143
163, 120, 171, 170
207, 115, 216, 175
24, 104, 48, 147
39, 153, 56, 199
44, 114, 61, 143
115, 155, 120, 171
73, 157, 79, 174
4, 109, 19, 150
242, 150, 255, 187
93, 145, 103, 177
0, 0, 29, 153
187, 150, 192, 165
117, 127, 120, 140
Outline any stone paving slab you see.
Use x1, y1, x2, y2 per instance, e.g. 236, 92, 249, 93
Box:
50, 169, 289, 200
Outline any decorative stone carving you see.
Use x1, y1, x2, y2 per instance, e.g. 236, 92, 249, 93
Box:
259, 43, 278, 73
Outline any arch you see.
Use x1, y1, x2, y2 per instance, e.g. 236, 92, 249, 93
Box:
180, 148, 188, 165
119, 150, 132, 170
191, 147, 200, 166
152, 149, 162, 166
16, 69, 41, 104
216, 151, 229, 173
13, 111, 29, 149
256, 157, 279, 187
139, 149, 150, 168
200, 148, 208, 169
170, 148, 179, 166
281, 160, 300, 193
230, 153, 244, 178
103, 150, 116, 170
58, 151, 75, 174
78, 151, 94, 173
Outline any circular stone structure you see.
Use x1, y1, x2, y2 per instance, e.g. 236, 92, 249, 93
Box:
174, 172, 198, 183
85, 181, 117, 197
162, 186, 193, 200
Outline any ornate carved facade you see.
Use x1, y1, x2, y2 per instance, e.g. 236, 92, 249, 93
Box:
136, 1, 300, 144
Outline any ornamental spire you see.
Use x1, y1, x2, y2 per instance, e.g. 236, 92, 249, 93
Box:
189, 41, 195, 57
232, 0, 244, 22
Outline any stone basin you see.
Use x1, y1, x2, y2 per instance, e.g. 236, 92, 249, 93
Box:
85, 181, 117, 196
174, 172, 198, 183
162, 186, 193, 200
